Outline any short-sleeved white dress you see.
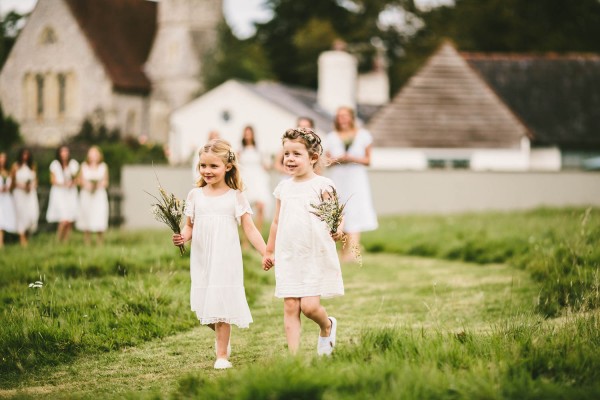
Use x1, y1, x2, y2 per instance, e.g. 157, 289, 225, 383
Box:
76, 162, 109, 232
324, 128, 378, 233
12, 164, 39, 234
273, 175, 344, 299
46, 159, 79, 223
184, 187, 254, 328
238, 146, 271, 207
0, 174, 17, 233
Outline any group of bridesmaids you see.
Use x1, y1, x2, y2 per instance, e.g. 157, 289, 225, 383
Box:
0, 145, 109, 247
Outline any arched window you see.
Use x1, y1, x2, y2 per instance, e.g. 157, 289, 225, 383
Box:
58, 73, 66, 115
36, 74, 44, 117
40, 27, 57, 45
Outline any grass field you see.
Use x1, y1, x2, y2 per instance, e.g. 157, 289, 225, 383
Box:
0, 207, 598, 399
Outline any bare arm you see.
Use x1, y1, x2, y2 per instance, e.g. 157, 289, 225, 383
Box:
262, 199, 281, 270
241, 213, 266, 255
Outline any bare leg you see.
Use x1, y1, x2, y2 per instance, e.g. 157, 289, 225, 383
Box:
283, 298, 302, 354
0, 230, 4, 248
215, 322, 231, 359
300, 296, 332, 337
19, 232, 28, 247
62, 222, 73, 242
57, 221, 67, 242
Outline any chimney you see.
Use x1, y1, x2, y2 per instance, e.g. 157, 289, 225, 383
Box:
317, 41, 357, 115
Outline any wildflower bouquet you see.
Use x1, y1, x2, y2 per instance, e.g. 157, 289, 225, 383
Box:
147, 183, 186, 255
310, 186, 362, 265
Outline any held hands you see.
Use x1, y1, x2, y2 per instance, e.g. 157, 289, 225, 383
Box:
262, 252, 274, 271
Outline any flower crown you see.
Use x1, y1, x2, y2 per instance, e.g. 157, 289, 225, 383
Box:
283, 128, 323, 155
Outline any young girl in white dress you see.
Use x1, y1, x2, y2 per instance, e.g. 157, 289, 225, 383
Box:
76, 146, 109, 245
238, 125, 271, 232
324, 106, 378, 261
46, 145, 79, 242
0, 151, 17, 247
10, 148, 39, 247
263, 128, 344, 356
172, 139, 267, 370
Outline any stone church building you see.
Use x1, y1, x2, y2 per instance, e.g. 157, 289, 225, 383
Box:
0, 0, 222, 145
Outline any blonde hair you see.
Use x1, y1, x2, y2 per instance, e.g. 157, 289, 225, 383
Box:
282, 127, 323, 170
86, 145, 104, 163
196, 139, 243, 190
334, 106, 356, 131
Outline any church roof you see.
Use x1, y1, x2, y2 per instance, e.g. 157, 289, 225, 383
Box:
65, 0, 157, 94
463, 52, 600, 150
368, 42, 528, 149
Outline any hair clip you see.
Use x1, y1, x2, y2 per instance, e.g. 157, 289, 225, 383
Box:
228, 150, 235, 162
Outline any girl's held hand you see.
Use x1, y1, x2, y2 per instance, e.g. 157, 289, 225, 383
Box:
172, 233, 185, 246
262, 254, 274, 271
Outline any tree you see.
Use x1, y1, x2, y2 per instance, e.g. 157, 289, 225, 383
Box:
0, 102, 21, 151
0, 11, 26, 69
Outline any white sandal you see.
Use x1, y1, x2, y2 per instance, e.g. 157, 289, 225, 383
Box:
317, 316, 337, 356
214, 358, 232, 369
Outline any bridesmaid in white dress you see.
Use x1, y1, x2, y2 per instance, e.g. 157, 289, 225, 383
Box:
0, 151, 17, 247
238, 126, 271, 231
76, 146, 109, 245
10, 148, 39, 247
324, 106, 378, 261
46, 145, 79, 242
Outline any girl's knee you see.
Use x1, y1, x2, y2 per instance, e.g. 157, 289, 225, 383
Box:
300, 303, 320, 319
284, 298, 301, 315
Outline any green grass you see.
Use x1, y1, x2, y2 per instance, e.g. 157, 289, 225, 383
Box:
0, 208, 599, 399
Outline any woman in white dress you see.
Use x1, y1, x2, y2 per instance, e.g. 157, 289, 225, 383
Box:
76, 146, 109, 245
237, 126, 271, 231
0, 151, 17, 247
46, 145, 79, 242
324, 106, 378, 261
10, 148, 39, 247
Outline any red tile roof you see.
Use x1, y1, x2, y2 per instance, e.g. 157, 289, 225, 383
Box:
65, 0, 157, 94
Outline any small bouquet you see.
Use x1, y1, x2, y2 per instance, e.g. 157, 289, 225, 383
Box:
310, 186, 362, 265
147, 183, 186, 255
89, 178, 99, 193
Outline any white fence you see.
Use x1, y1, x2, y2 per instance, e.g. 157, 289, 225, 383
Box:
122, 165, 600, 229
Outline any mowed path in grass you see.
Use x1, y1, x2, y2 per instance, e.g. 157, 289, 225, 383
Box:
1, 253, 537, 399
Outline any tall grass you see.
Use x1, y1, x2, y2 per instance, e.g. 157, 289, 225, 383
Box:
0, 231, 270, 380
173, 313, 600, 399
362, 207, 600, 316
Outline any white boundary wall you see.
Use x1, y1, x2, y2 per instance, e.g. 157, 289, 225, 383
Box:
122, 165, 600, 229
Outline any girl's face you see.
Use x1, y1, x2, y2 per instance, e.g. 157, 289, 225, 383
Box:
283, 139, 316, 179
88, 148, 101, 164
336, 108, 354, 130
59, 147, 70, 162
199, 151, 231, 186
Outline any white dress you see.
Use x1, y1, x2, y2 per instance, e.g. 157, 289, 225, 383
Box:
0, 173, 17, 233
273, 175, 344, 299
76, 162, 109, 232
238, 146, 271, 206
46, 159, 79, 223
12, 165, 39, 234
184, 188, 254, 328
324, 128, 378, 233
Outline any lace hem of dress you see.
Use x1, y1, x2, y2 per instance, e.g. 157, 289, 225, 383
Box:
196, 315, 252, 329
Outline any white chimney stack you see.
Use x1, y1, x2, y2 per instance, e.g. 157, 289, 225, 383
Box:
317, 48, 357, 115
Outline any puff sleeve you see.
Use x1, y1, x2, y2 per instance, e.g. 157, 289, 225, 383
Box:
184, 189, 196, 223
235, 190, 253, 225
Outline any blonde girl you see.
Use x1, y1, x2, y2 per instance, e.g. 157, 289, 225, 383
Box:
263, 128, 344, 356
172, 139, 266, 370
76, 146, 109, 245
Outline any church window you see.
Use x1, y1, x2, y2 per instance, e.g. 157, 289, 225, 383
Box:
58, 73, 66, 114
36, 74, 44, 117
40, 27, 57, 45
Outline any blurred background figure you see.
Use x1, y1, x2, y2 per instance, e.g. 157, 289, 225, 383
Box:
10, 148, 39, 247
0, 151, 17, 247
193, 130, 220, 184
46, 145, 80, 243
324, 107, 378, 262
76, 146, 109, 245
274, 116, 316, 176
238, 125, 271, 232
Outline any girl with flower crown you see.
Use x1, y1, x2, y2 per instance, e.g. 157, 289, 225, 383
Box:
263, 128, 345, 356
172, 138, 266, 370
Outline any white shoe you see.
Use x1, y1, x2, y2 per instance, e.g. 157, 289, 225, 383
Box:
215, 339, 231, 357
317, 317, 337, 356
214, 358, 232, 370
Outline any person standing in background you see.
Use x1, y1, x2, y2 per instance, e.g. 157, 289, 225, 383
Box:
0, 151, 17, 247
237, 125, 271, 232
46, 145, 79, 243
76, 146, 109, 245
324, 106, 378, 262
10, 148, 39, 247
